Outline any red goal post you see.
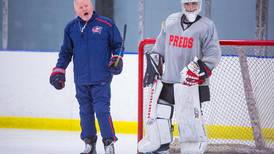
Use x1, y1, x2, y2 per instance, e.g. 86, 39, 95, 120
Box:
138, 39, 274, 153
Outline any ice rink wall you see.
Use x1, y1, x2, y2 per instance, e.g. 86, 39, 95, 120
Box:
0, 51, 273, 137
0, 51, 138, 134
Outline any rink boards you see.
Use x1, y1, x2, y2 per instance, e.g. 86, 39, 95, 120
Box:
0, 51, 273, 141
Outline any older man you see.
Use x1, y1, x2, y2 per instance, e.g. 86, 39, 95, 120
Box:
49, 0, 123, 153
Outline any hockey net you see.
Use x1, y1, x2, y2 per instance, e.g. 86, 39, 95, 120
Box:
138, 39, 274, 154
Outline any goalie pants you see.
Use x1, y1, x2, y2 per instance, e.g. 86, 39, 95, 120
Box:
75, 82, 117, 142
160, 83, 210, 111
159, 83, 210, 105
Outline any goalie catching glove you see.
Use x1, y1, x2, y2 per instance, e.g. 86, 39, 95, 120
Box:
108, 55, 123, 75
180, 57, 212, 86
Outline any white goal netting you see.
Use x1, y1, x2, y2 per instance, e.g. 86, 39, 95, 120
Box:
138, 39, 274, 154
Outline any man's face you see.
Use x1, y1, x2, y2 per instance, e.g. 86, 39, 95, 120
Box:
74, 0, 93, 21
183, 2, 199, 12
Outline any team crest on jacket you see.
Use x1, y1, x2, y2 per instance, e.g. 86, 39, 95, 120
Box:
92, 26, 102, 34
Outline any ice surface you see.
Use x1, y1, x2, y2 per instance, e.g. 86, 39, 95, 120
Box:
0, 129, 137, 154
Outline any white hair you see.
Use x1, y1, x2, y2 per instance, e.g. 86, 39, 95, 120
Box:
73, 0, 92, 6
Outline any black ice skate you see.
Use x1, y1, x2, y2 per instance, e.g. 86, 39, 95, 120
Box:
141, 144, 170, 154
103, 139, 115, 154
80, 138, 97, 154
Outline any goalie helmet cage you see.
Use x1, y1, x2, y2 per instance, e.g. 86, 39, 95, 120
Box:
138, 39, 274, 154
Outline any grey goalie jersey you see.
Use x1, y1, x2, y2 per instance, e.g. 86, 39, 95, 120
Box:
152, 12, 222, 84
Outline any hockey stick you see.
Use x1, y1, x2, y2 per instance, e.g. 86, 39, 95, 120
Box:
114, 24, 127, 67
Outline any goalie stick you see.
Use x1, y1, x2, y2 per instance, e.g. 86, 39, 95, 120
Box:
114, 24, 127, 67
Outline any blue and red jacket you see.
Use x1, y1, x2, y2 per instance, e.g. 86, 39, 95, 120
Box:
56, 11, 122, 85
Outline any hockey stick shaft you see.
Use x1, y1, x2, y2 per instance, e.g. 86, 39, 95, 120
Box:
114, 24, 127, 67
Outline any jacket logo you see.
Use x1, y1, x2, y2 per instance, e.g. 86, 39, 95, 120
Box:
92, 26, 102, 34
169, 34, 193, 48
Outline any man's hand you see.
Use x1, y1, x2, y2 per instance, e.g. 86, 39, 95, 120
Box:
108, 55, 123, 75
180, 57, 211, 86
49, 67, 66, 90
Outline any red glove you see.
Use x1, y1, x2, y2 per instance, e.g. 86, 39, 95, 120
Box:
180, 57, 211, 86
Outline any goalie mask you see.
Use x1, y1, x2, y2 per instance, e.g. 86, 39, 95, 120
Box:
181, 0, 202, 22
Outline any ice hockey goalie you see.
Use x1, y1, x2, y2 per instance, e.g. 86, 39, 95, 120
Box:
138, 0, 221, 153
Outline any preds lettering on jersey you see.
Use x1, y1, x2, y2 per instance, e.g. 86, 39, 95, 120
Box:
169, 34, 193, 48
